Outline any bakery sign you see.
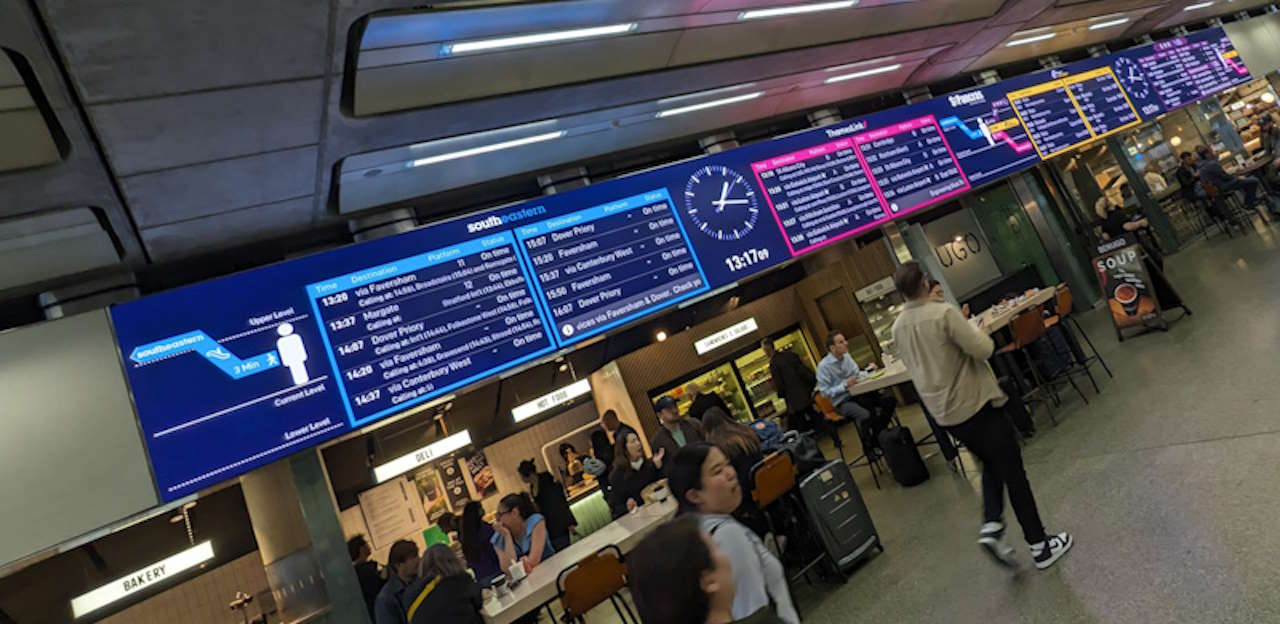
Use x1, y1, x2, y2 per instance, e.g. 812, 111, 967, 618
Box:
70, 541, 215, 618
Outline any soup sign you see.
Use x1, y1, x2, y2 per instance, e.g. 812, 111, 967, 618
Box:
1093, 237, 1161, 331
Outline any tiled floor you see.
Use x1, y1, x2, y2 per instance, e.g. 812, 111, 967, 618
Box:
582, 223, 1280, 623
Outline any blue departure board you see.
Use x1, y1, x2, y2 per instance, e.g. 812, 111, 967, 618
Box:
111, 27, 1252, 502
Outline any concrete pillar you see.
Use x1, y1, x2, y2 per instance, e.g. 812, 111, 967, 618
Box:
974, 70, 1000, 86
38, 270, 138, 319
698, 132, 740, 155
806, 107, 842, 128
1087, 44, 1110, 58
537, 166, 591, 195
240, 461, 336, 623
901, 86, 932, 105
349, 208, 416, 243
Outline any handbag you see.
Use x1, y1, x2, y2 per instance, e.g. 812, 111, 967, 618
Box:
778, 430, 826, 475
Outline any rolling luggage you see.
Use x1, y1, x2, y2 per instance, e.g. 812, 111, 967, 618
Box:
797, 460, 881, 569
878, 426, 929, 486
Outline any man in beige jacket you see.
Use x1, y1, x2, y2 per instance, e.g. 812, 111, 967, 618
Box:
891, 261, 1072, 571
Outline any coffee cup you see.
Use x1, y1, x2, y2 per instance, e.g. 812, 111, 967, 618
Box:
508, 561, 527, 583
1114, 283, 1139, 316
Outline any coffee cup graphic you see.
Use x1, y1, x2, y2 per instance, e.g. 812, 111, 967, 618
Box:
1114, 283, 1139, 316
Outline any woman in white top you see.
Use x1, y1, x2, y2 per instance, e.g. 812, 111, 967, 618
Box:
669, 443, 799, 624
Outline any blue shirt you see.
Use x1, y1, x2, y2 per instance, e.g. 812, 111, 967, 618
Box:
490, 512, 556, 561
374, 573, 410, 624
816, 352, 862, 406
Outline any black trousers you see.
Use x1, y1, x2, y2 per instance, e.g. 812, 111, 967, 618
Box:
943, 402, 1047, 545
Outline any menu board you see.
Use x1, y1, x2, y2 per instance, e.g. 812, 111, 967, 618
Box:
110, 27, 1251, 502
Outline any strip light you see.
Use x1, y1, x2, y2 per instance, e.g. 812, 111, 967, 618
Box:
1006, 32, 1057, 47
656, 92, 763, 118
443, 23, 637, 55
1184, 1, 1214, 11
740, 1, 858, 20
825, 63, 902, 84
71, 541, 215, 618
407, 131, 565, 168
373, 430, 473, 483
1088, 17, 1131, 30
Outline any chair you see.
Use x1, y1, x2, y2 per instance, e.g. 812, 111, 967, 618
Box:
996, 308, 1085, 425
750, 453, 844, 593
813, 393, 878, 488
556, 545, 638, 624
1042, 285, 1111, 391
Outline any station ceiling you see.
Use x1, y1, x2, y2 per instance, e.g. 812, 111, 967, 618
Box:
0, 0, 1272, 298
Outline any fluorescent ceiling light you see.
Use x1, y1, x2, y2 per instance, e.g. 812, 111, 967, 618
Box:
740, 1, 857, 20
1184, 1, 1214, 10
659, 83, 757, 106
443, 23, 637, 55
1088, 17, 1131, 30
656, 92, 763, 118
825, 63, 902, 84
373, 430, 473, 483
407, 131, 565, 168
512, 378, 592, 422
71, 541, 215, 618
1006, 32, 1057, 47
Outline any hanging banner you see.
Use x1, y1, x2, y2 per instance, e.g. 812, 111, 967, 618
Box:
1094, 237, 1163, 331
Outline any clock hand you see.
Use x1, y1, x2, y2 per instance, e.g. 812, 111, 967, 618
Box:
717, 199, 750, 205
716, 181, 729, 213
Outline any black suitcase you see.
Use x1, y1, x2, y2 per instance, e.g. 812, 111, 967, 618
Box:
797, 460, 881, 569
878, 426, 929, 486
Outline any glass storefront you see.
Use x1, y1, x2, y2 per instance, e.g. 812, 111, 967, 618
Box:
650, 326, 815, 423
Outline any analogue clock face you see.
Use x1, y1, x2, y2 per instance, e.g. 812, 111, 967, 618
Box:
683, 165, 760, 242
1113, 57, 1149, 100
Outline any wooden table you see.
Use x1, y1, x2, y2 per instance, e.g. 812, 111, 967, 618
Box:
481, 499, 677, 624
970, 287, 1056, 335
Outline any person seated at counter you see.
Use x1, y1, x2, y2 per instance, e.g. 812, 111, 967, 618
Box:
629, 515, 789, 624
686, 381, 731, 422
405, 544, 484, 624
669, 443, 799, 624
491, 493, 555, 575
458, 501, 502, 587
1196, 144, 1280, 218
816, 331, 895, 439
651, 395, 706, 472
608, 429, 666, 518
375, 540, 420, 624
517, 459, 576, 551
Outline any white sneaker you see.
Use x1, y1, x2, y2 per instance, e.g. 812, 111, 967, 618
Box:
1030, 532, 1073, 570
978, 522, 1018, 568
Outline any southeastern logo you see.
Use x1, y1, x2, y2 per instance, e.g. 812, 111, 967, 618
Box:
466, 215, 504, 233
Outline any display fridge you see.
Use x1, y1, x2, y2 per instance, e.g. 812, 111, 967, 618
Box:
649, 326, 817, 424
853, 277, 904, 359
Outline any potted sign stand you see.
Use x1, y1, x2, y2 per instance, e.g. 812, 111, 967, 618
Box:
1092, 235, 1190, 342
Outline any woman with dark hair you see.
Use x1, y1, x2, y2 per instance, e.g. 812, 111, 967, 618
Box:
517, 459, 576, 551
700, 407, 768, 533
458, 501, 501, 587
405, 544, 484, 624
669, 444, 798, 624
606, 429, 665, 518
629, 515, 785, 624
491, 492, 555, 574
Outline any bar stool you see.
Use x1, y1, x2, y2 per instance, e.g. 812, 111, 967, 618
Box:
556, 544, 638, 623
1042, 285, 1111, 391
995, 308, 1080, 425
814, 393, 879, 488
751, 452, 844, 593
